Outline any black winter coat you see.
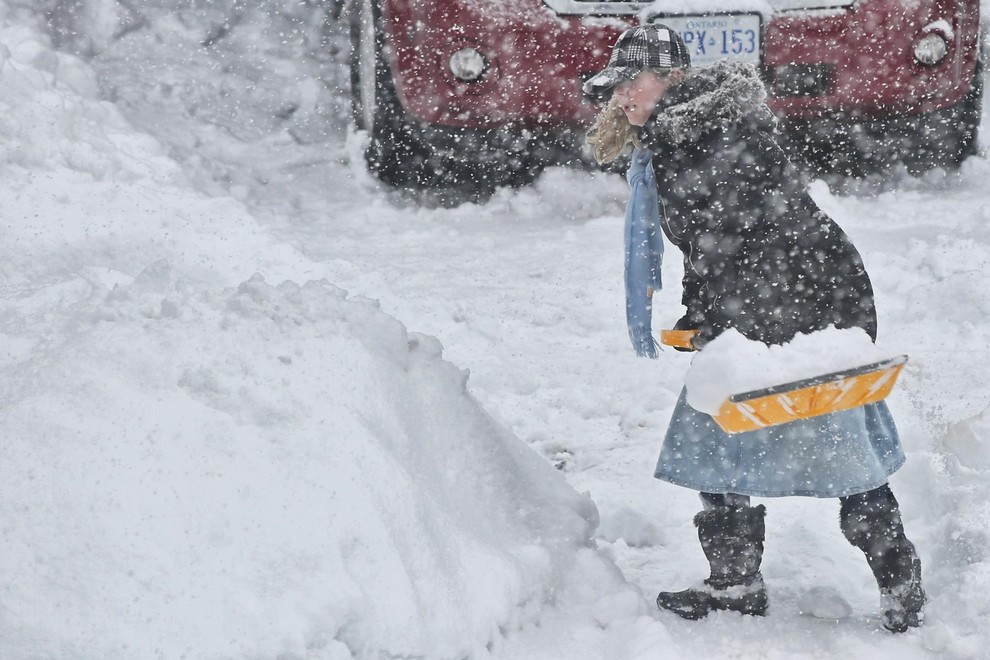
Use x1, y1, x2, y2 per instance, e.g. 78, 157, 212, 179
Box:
638, 61, 877, 347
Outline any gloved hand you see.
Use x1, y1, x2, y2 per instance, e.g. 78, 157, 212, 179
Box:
672, 315, 713, 351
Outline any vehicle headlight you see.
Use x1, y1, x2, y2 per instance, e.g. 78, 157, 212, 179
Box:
912, 33, 949, 66
449, 48, 488, 82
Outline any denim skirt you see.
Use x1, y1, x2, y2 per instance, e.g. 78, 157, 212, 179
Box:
654, 388, 905, 498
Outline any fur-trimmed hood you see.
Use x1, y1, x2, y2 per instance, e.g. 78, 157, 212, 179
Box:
646, 60, 772, 145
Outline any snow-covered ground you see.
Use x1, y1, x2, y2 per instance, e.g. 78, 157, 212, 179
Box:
2, 2, 990, 658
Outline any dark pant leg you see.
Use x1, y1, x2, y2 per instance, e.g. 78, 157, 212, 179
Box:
839, 484, 916, 591
700, 492, 752, 511
839, 484, 925, 631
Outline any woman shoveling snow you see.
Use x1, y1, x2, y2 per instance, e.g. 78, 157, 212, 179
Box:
583, 23, 925, 633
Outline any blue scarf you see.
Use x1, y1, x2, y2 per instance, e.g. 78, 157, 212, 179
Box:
624, 147, 664, 358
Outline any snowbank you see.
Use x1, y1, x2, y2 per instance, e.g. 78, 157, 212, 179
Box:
0, 9, 299, 290
0, 274, 604, 658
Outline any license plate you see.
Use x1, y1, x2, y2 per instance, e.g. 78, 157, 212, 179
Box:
652, 14, 763, 68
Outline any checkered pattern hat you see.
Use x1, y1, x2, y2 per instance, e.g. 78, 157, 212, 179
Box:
583, 24, 691, 100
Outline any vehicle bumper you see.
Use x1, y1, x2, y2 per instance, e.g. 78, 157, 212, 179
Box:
381, 0, 981, 129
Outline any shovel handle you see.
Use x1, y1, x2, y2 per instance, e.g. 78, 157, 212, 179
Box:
660, 329, 698, 351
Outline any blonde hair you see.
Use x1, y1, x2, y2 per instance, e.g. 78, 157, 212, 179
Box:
585, 68, 688, 164
586, 94, 641, 165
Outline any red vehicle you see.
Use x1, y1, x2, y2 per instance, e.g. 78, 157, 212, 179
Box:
348, 0, 984, 190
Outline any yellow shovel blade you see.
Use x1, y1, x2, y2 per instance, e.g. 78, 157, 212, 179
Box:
712, 355, 908, 434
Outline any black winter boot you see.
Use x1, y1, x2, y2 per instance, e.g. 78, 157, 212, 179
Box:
840, 485, 925, 633
657, 504, 768, 620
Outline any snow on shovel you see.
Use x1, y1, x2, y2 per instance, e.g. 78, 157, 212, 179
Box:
663, 327, 908, 434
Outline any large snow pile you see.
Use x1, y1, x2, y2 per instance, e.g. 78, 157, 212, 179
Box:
0, 7, 627, 658
0, 273, 604, 658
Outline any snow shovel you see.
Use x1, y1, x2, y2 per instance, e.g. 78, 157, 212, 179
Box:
659, 329, 908, 434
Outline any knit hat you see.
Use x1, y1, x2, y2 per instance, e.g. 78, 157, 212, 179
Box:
583, 24, 691, 101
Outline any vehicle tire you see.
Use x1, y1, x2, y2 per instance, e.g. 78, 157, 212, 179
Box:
781, 39, 984, 178
954, 42, 984, 162
946, 36, 984, 163
901, 41, 984, 172
348, 0, 426, 187
348, 0, 545, 196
